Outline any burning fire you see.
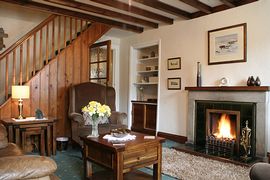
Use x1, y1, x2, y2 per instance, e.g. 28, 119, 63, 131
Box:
214, 114, 235, 139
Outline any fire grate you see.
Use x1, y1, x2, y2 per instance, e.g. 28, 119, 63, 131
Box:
206, 135, 235, 158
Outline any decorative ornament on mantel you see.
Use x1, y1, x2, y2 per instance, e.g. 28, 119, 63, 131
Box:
255, 77, 261, 86
219, 77, 229, 87
247, 76, 261, 86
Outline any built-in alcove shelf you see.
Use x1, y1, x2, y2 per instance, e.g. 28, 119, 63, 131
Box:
185, 86, 270, 91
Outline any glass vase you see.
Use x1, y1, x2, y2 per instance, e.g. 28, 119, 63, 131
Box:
91, 117, 99, 137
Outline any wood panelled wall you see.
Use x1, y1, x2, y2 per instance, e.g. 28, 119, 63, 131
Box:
0, 23, 111, 137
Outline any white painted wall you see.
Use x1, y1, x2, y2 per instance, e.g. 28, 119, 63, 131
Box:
0, 2, 49, 53
119, 0, 270, 137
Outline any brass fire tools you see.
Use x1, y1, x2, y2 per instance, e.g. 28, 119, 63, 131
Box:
240, 120, 252, 162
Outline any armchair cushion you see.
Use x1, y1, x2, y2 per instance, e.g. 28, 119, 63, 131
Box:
0, 155, 57, 180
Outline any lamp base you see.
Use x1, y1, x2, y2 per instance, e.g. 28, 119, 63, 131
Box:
18, 99, 25, 120
17, 115, 25, 119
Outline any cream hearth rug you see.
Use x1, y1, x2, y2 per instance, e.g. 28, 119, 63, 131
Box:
160, 148, 250, 180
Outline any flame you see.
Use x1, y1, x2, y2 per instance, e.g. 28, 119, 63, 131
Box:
214, 114, 235, 139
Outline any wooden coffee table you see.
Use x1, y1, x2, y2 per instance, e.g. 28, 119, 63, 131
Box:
80, 132, 165, 180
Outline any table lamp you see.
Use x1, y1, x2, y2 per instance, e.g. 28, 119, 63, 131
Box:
12, 85, 30, 119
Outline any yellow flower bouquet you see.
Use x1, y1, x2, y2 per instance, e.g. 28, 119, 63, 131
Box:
82, 101, 111, 137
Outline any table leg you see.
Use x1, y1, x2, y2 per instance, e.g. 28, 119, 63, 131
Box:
40, 129, 45, 156
47, 125, 51, 156
83, 145, 93, 179
8, 125, 13, 142
113, 152, 123, 180
153, 144, 162, 180
21, 131, 26, 152
15, 127, 21, 147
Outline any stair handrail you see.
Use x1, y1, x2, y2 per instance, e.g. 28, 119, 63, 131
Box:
0, 15, 57, 60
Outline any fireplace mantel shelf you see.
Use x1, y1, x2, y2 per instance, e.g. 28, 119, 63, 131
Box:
185, 86, 270, 92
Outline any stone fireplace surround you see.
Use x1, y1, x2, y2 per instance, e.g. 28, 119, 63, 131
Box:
185, 86, 270, 160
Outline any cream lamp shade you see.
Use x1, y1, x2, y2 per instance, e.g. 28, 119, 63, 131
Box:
12, 85, 30, 99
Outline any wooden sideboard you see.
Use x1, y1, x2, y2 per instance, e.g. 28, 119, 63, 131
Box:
0, 117, 57, 156
131, 101, 157, 135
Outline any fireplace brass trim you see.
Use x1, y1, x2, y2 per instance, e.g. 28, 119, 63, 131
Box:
240, 120, 251, 162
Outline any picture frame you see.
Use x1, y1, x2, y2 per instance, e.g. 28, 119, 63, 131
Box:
167, 78, 181, 90
167, 57, 181, 70
208, 23, 247, 65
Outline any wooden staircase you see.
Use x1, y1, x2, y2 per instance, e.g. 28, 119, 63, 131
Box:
0, 14, 111, 136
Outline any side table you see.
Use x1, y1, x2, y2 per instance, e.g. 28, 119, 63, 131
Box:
0, 117, 57, 156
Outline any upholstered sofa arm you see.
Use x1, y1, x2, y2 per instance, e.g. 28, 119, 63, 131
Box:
109, 111, 127, 125
0, 155, 57, 180
69, 112, 84, 125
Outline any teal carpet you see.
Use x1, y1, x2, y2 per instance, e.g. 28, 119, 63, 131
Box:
51, 140, 179, 180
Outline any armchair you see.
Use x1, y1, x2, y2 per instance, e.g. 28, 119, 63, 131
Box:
68, 82, 127, 146
0, 123, 57, 180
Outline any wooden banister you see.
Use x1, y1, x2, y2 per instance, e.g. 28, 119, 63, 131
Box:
26, 39, 30, 81
19, 44, 23, 85
58, 16, 61, 53
12, 50, 16, 85
5, 55, 9, 99
46, 24, 49, 64
39, 28, 43, 70
0, 15, 56, 60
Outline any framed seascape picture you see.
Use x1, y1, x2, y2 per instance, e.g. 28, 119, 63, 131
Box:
167, 57, 181, 70
208, 23, 247, 65
167, 78, 181, 90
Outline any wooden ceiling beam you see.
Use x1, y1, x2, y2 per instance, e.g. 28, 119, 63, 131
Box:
88, 0, 174, 24
45, 0, 158, 28
1, 0, 143, 33
220, 0, 236, 8
191, 5, 230, 18
236, 0, 259, 6
191, 0, 258, 19
179, 0, 212, 14
132, 0, 191, 19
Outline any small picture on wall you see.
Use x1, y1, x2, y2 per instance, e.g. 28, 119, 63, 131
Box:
167, 78, 181, 90
168, 57, 181, 70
